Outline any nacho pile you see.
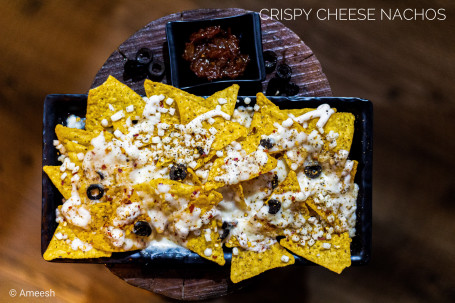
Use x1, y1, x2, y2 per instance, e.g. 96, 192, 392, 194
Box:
43, 76, 358, 282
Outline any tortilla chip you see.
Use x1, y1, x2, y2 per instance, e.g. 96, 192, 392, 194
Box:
134, 178, 222, 215
144, 80, 200, 125
230, 243, 295, 283
205, 152, 277, 191
242, 93, 289, 153
186, 167, 202, 186
186, 220, 225, 265
225, 236, 240, 248
324, 113, 355, 152
233, 183, 248, 211
43, 223, 111, 260
280, 232, 351, 274
283, 108, 354, 153
43, 166, 73, 199
73, 202, 149, 252
56, 125, 95, 146
201, 84, 239, 116
281, 108, 314, 118
304, 160, 358, 226
86, 76, 145, 133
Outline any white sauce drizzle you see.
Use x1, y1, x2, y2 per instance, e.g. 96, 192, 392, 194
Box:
293, 104, 335, 133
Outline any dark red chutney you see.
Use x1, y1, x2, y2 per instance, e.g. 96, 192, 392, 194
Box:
182, 26, 250, 81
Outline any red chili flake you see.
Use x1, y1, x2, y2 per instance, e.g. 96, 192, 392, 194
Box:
107, 197, 113, 202
123, 188, 127, 193
318, 237, 326, 241
208, 214, 213, 219
193, 191, 198, 195
118, 168, 123, 173
125, 200, 132, 204
252, 127, 257, 134
133, 134, 139, 137
134, 163, 138, 168
102, 164, 107, 169
234, 158, 239, 161
189, 204, 195, 213
273, 130, 276, 133
213, 256, 217, 259
291, 196, 296, 201
159, 101, 164, 107
61, 180, 65, 185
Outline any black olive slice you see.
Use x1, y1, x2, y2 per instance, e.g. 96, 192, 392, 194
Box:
284, 82, 299, 96
148, 59, 165, 79
96, 171, 105, 180
263, 50, 278, 73
133, 221, 152, 237
135, 47, 153, 65
268, 199, 281, 214
87, 184, 104, 200
304, 164, 322, 179
220, 228, 230, 240
123, 59, 148, 81
271, 174, 279, 189
219, 221, 236, 240
275, 64, 292, 81
169, 163, 187, 181
266, 77, 285, 96
196, 146, 205, 156
260, 138, 274, 149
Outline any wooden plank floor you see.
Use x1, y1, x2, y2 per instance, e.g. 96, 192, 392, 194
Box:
0, 0, 454, 302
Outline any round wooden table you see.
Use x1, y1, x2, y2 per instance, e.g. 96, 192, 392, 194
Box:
92, 8, 332, 301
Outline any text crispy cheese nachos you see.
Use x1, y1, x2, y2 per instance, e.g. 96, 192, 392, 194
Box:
43, 76, 358, 282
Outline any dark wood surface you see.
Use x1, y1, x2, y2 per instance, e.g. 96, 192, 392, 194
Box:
1, 0, 454, 302
92, 8, 331, 97
94, 8, 331, 300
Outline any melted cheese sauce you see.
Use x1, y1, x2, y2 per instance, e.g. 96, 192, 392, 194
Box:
58, 100, 358, 253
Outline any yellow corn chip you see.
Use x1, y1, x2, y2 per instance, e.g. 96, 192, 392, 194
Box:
43, 166, 73, 199
304, 160, 358, 227
144, 80, 199, 125
73, 202, 149, 252
230, 243, 295, 283
186, 220, 225, 265
324, 113, 355, 152
224, 236, 240, 248
242, 93, 289, 153
86, 76, 145, 133
283, 108, 354, 152
55, 124, 96, 146
280, 232, 351, 274
205, 152, 277, 191
200, 84, 239, 115
43, 223, 111, 260
186, 167, 202, 186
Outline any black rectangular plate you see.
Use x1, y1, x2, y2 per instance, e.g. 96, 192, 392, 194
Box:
42, 94, 372, 266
